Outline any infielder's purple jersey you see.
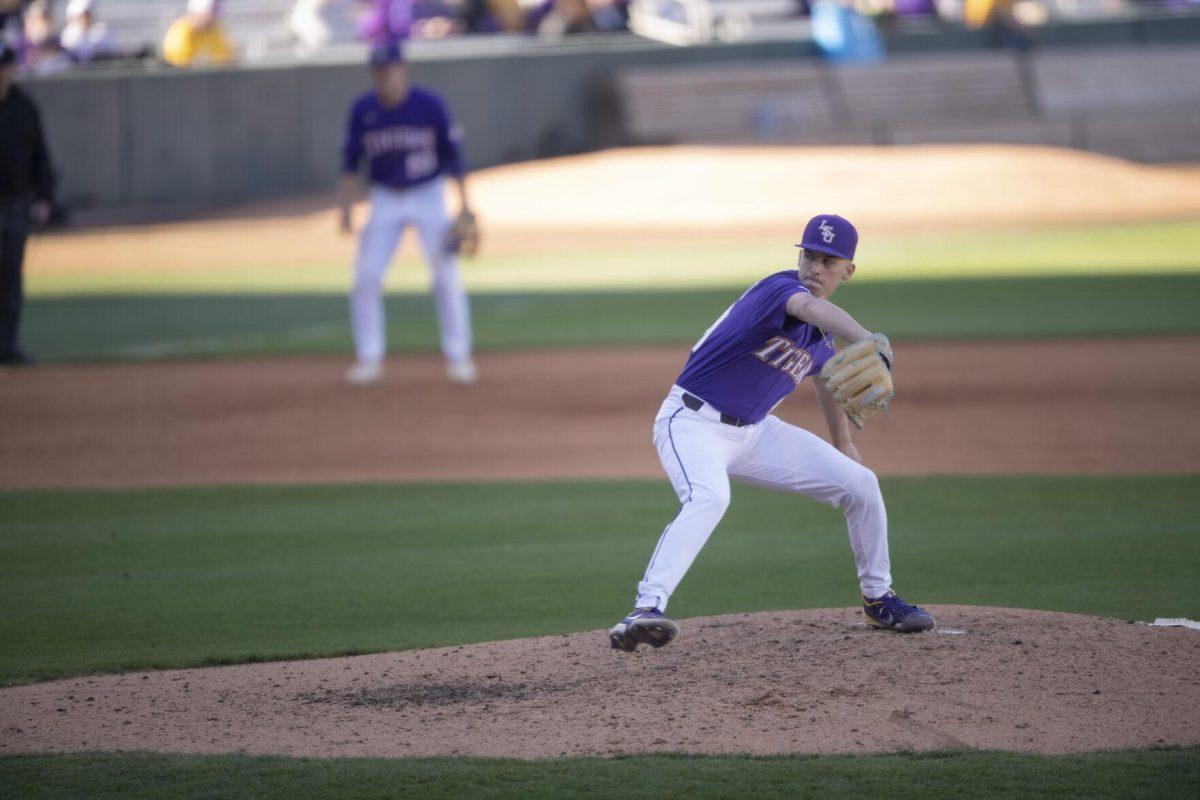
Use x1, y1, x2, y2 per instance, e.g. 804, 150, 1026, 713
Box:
677, 270, 836, 424
342, 87, 464, 190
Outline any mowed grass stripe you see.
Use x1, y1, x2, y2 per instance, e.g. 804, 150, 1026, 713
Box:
23, 273, 1200, 363
26, 219, 1200, 296
1, 477, 1197, 686
2, 748, 1198, 800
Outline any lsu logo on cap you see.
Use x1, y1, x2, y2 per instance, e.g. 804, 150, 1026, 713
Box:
797, 214, 858, 260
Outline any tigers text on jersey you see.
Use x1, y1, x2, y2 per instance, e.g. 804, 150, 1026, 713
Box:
342, 87, 464, 190
676, 270, 836, 424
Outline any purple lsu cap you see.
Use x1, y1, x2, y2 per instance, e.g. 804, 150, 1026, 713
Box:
369, 42, 405, 67
796, 214, 858, 261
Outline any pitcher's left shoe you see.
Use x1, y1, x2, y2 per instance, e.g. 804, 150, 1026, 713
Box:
863, 590, 935, 632
609, 607, 679, 652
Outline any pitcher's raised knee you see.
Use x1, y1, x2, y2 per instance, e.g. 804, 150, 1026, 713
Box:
690, 480, 731, 516
843, 465, 882, 508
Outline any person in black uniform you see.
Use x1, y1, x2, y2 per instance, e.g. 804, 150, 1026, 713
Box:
0, 40, 55, 366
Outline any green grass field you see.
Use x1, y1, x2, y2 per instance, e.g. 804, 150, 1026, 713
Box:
23, 273, 1200, 362
2, 476, 1199, 796
3, 476, 1197, 687
25, 217, 1200, 363
27, 219, 1200, 296
7, 216, 1200, 797
3, 748, 1198, 800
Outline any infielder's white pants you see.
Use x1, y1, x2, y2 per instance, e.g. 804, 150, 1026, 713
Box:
635, 385, 893, 612
350, 178, 472, 365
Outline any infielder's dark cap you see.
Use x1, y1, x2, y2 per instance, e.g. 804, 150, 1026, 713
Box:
369, 41, 405, 67
0, 41, 16, 66
796, 214, 858, 261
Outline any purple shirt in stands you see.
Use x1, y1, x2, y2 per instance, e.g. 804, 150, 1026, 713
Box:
677, 270, 837, 424
342, 87, 464, 190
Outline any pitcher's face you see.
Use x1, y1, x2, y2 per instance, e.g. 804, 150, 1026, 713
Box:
798, 248, 855, 299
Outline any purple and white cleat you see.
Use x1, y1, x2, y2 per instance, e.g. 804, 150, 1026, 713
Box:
863, 590, 935, 632
609, 607, 679, 652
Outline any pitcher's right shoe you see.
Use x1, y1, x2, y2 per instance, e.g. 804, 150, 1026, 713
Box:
609, 607, 679, 652
863, 590, 935, 632
345, 361, 382, 385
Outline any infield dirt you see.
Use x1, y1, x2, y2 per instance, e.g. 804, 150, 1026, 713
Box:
2, 337, 1198, 489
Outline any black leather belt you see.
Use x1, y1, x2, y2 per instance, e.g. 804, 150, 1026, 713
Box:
682, 392, 749, 427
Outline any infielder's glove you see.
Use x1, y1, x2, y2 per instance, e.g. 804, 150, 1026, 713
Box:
445, 209, 480, 257
819, 333, 894, 429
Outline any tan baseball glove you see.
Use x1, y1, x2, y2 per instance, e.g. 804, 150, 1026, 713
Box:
819, 333, 894, 429
445, 209, 480, 257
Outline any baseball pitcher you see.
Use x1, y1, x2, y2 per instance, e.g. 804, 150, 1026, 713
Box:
338, 42, 478, 386
610, 214, 935, 652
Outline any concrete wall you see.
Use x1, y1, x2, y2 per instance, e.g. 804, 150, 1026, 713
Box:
617, 44, 1200, 162
24, 63, 363, 207
22, 36, 817, 208
19, 14, 1200, 210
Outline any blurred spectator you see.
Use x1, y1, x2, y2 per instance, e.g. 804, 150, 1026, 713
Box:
1, 0, 24, 69
526, 0, 629, 35
963, 0, 997, 25
61, 0, 119, 61
21, 0, 73, 73
0, 0, 23, 32
358, 0, 465, 42
812, 0, 884, 61
410, 0, 466, 38
461, 0, 525, 32
162, 0, 235, 67
890, 0, 938, 16
0, 39, 56, 365
933, 0, 964, 21
289, 0, 360, 53
586, 0, 629, 31
963, 0, 1033, 47
528, 0, 596, 37
358, 0, 414, 42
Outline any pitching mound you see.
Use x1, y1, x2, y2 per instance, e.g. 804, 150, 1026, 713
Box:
1, 607, 1197, 759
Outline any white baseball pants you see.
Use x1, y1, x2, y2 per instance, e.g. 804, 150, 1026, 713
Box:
635, 385, 893, 612
350, 178, 472, 365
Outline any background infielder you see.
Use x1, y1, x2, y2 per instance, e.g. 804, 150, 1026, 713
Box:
610, 214, 935, 652
339, 42, 478, 385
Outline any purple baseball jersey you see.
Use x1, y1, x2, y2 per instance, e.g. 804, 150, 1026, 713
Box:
677, 270, 836, 424
342, 87, 464, 190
